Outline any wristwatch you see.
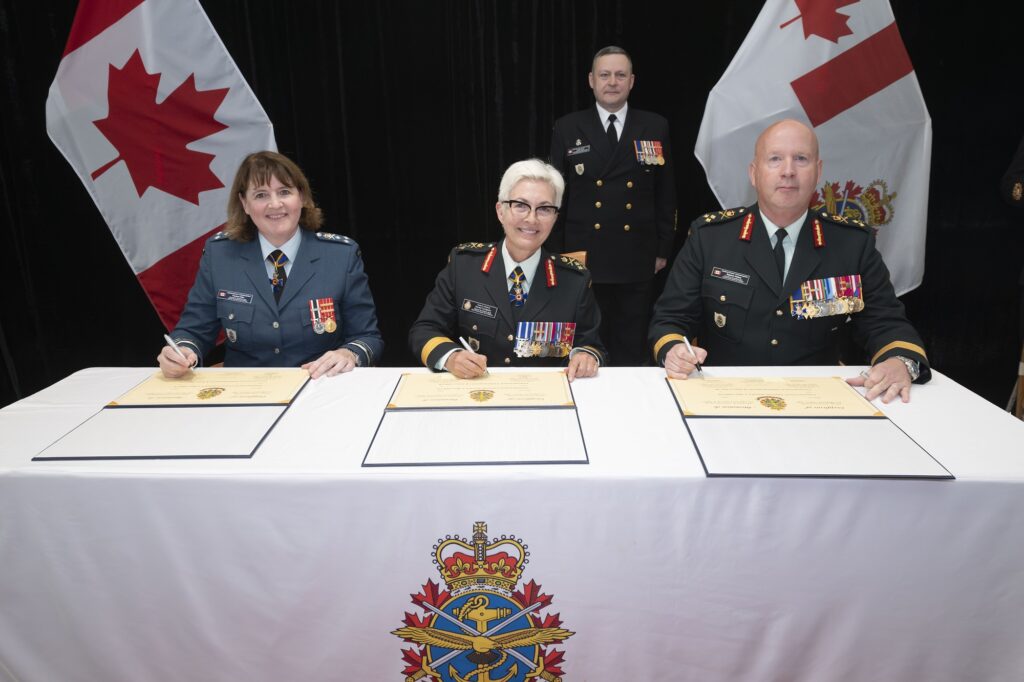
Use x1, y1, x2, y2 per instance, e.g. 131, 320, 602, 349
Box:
894, 355, 921, 382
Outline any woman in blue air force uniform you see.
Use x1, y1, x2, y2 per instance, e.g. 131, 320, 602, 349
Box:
158, 151, 382, 379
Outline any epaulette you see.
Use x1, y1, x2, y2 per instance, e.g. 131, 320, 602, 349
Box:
691, 206, 748, 229
815, 211, 868, 229
551, 253, 587, 273
209, 231, 229, 241
456, 241, 495, 252
316, 231, 355, 245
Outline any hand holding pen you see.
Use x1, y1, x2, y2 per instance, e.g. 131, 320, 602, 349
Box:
157, 334, 198, 379
664, 336, 707, 380
443, 337, 489, 379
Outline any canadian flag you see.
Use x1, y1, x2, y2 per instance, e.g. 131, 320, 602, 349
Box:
46, 0, 276, 328
695, 0, 931, 295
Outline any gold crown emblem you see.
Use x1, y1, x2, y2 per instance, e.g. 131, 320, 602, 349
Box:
813, 178, 897, 229
433, 522, 527, 593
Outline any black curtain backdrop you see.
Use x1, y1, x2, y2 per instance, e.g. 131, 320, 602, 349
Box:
1, 1, 1021, 408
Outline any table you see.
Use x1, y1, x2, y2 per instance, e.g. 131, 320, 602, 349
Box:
1, 366, 1022, 681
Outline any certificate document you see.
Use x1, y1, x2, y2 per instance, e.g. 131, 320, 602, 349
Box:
387, 371, 574, 410
669, 376, 882, 417
109, 369, 310, 407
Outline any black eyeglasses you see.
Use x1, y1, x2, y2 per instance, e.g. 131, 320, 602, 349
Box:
502, 200, 559, 220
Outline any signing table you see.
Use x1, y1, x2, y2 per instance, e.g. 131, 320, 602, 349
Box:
1, 366, 1022, 681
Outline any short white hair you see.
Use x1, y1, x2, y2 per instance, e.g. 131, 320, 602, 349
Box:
497, 158, 565, 207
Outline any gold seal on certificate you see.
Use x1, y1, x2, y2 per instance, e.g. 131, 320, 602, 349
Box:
388, 371, 574, 410
109, 369, 310, 407
669, 376, 883, 417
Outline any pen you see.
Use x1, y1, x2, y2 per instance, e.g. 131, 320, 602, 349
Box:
163, 334, 190, 364
458, 336, 489, 376
681, 335, 704, 377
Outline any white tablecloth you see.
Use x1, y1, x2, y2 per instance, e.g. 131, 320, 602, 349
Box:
1, 366, 1022, 681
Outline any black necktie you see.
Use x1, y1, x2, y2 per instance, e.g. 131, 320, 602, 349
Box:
773, 229, 788, 282
606, 114, 618, 148
268, 249, 288, 302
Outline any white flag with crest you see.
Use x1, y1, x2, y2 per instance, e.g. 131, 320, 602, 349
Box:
695, 0, 931, 295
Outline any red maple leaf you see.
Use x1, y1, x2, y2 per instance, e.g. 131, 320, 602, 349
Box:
411, 580, 450, 609
512, 580, 552, 609
403, 611, 432, 629
543, 649, 566, 675
530, 612, 563, 629
401, 647, 424, 675
779, 0, 859, 43
842, 180, 863, 200
91, 49, 229, 205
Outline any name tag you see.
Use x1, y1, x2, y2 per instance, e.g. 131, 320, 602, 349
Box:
217, 290, 253, 304
462, 299, 497, 318
567, 145, 591, 156
710, 267, 750, 286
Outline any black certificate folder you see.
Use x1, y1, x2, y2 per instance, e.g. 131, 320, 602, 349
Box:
361, 373, 589, 467
666, 378, 953, 479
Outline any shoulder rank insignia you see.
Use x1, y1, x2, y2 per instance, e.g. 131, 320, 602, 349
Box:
209, 231, 229, 241
697, 206, 747, 226
456, 242, 493, 252
454, 243, 496, 271
316, 232, 353, 244
454, 243, 497, 272
817, 211, 867, 229
554, 254, 587, 274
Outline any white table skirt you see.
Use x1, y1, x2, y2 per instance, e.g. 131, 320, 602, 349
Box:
1, 366, 1022, 681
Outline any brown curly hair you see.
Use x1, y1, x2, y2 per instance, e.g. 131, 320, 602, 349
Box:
224, 151, 324, 241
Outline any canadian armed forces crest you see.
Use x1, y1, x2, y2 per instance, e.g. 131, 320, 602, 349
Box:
393, 522, 573, 681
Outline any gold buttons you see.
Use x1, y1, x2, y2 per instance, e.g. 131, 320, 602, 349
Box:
719, 295, 727, 302
626, 203, 632, 210
507, 334, 514, 342
472, 324, 478, 331
504, 357, 511, 365
596, 179, 603, 187
595, 201, 602, 208
775, 309, 783, 317
626, 181, 634, 188
272, 321, 280, 328
594, 223, 601, 230
624, 225, 631, 232
770, 339, 779, 346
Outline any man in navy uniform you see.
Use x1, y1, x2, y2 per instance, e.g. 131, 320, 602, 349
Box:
549, 46, 676, 366
649, 119, 929, 403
